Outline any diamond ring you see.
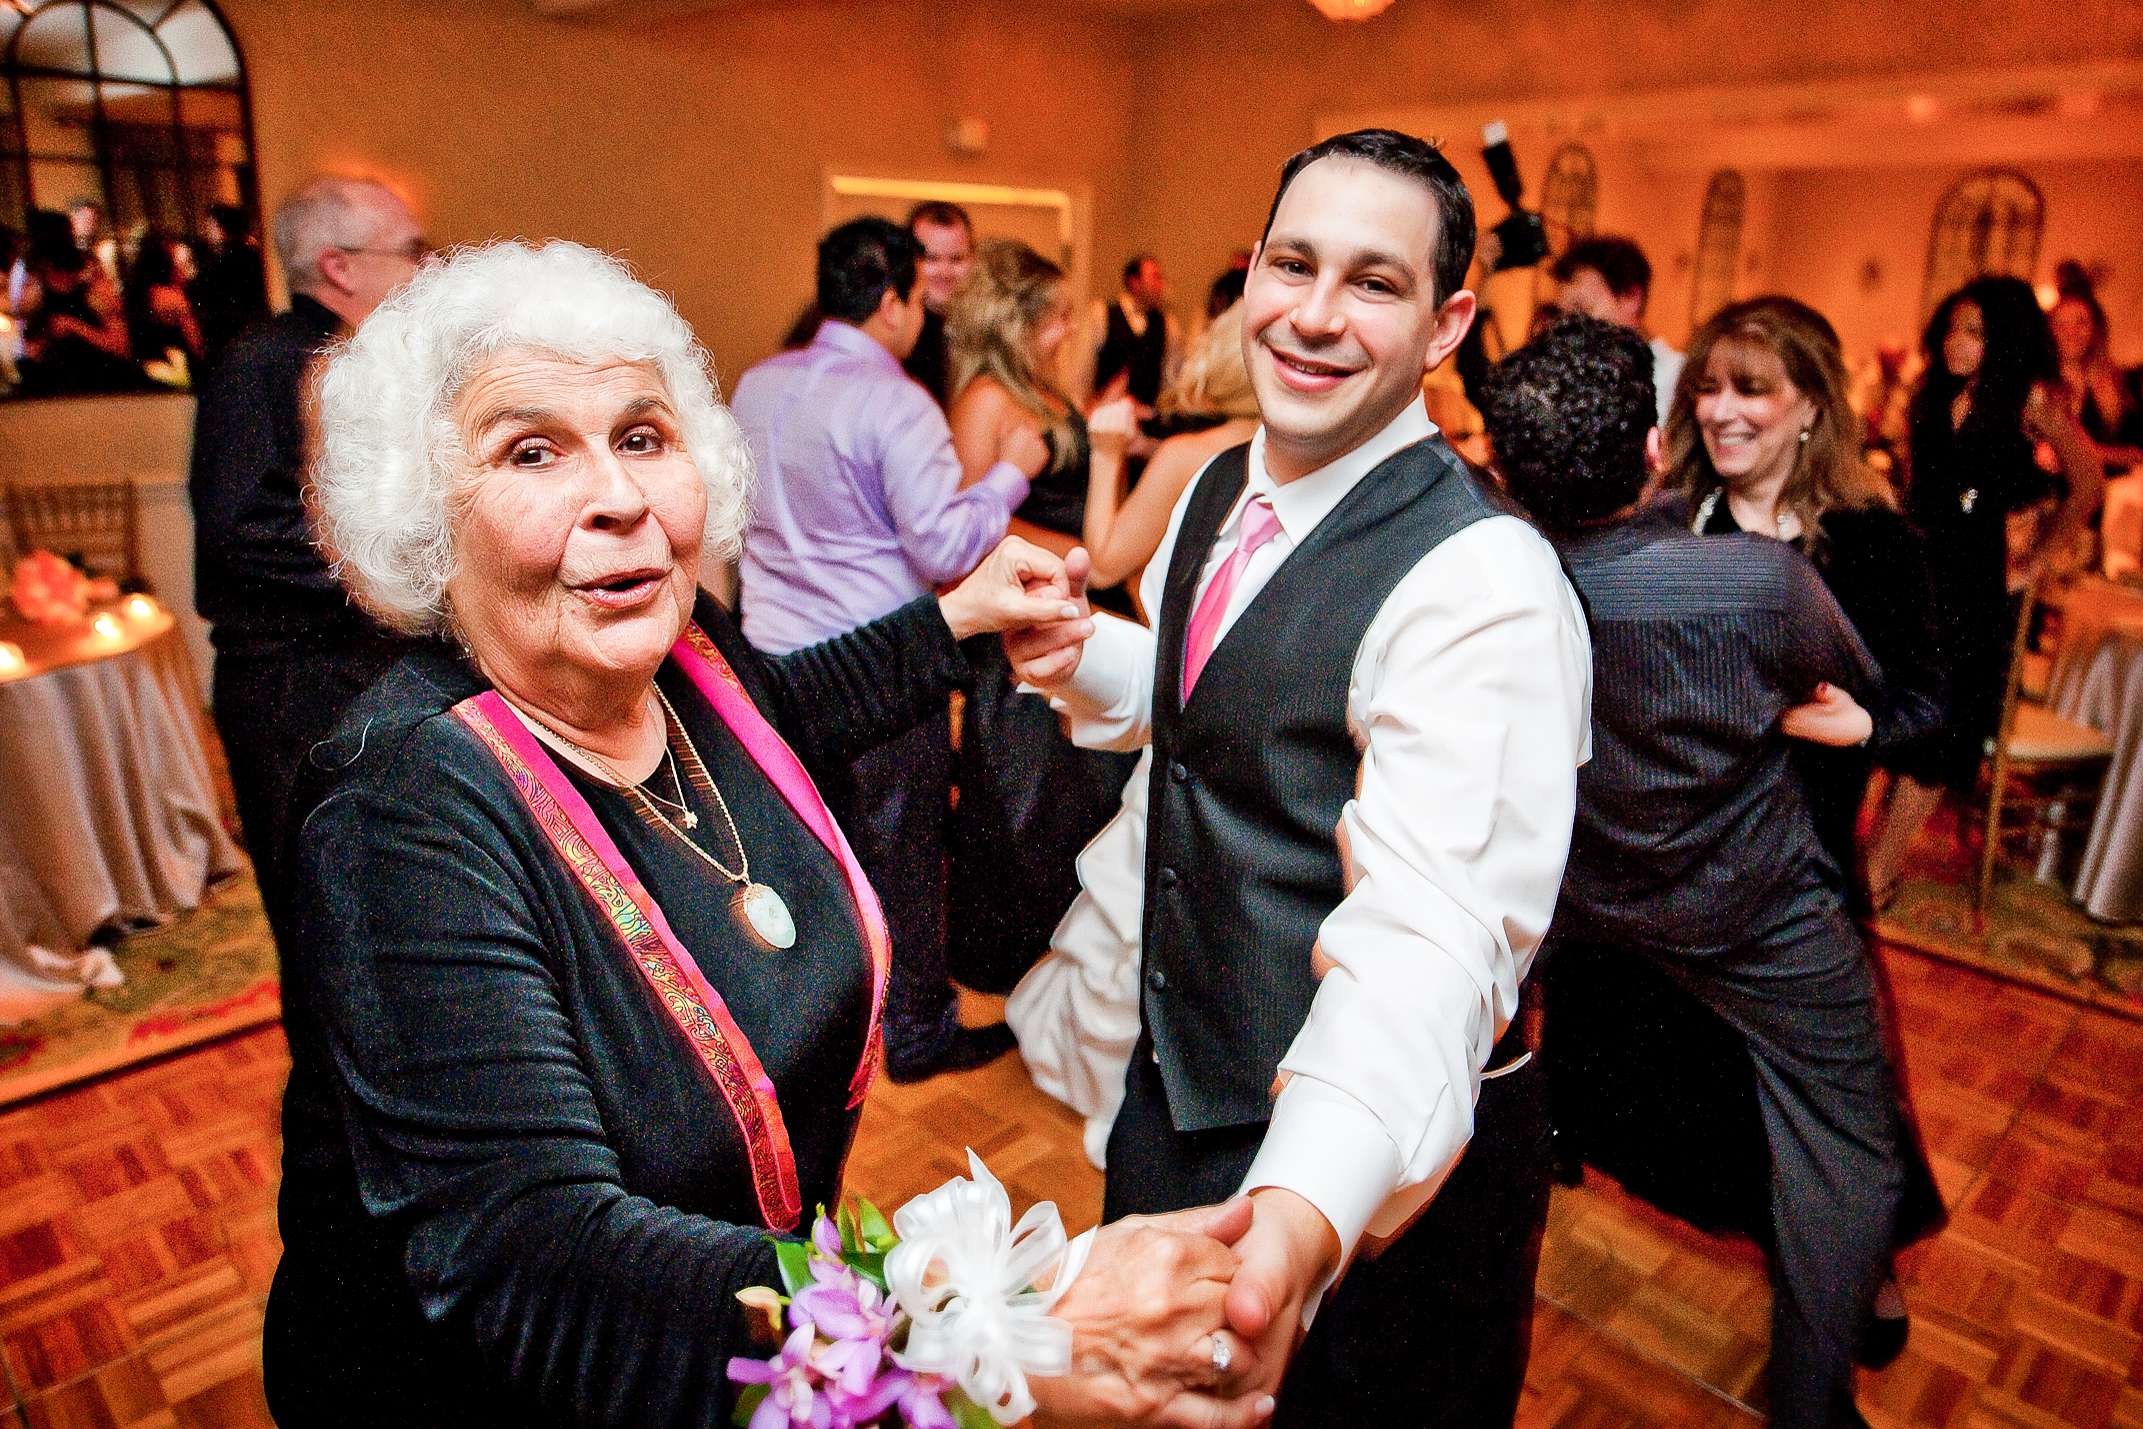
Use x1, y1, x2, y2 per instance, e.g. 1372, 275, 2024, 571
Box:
1209, 1332, 1233, 1377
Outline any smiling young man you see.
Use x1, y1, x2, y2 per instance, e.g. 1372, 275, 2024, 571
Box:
1009, 129, 1592, 1425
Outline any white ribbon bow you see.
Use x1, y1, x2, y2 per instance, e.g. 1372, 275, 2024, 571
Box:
887, 1149, 1096, 1425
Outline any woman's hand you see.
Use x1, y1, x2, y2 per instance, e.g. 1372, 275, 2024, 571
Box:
1781, 682, 1873, 747
938, 536, 1088, 642
1034, 1198, 1276, 1428
1089, 396, 1139, 461
1006, 547, 1095, 691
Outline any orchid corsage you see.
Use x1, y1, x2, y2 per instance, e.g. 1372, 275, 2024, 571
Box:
728, 1151, 1094, 1429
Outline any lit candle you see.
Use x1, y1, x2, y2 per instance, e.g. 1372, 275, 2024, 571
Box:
123, 593, 159, 621
93, 613, 123, 641
0, 641, 22, 674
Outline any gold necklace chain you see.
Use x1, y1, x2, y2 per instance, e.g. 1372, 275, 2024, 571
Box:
514, 689, 753, 887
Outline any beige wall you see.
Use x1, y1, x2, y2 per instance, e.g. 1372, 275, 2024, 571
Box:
230, 0, 1146, 387
1123, 0, 2143, 354
1764, 159, 2143, 368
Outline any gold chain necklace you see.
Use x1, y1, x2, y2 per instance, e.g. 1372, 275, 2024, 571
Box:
510, 688, 797, 951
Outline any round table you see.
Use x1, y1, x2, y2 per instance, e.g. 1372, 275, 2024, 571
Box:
0, 599, 241, 1023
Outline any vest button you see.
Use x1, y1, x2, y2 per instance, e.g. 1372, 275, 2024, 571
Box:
1147, 968, 1167, 992
1168, 760, 1188, 783
1156, 866, 1179, 890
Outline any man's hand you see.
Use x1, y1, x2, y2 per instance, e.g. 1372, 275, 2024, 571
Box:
939, 536, 1085, 642
1034, 1198, 1277, 1428
1780, 681, 1872, 747
1006, 546, 1096, 690
1221, 1189, 1341, 1398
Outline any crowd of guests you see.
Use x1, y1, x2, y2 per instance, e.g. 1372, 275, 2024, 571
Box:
177, 141, 2140, 1429
2, 197, 269, 395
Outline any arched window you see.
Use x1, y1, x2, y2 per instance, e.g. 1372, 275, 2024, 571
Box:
1534, 142, 1597, 301
1688, 169, 1746, 329
1920, 169, 2043, 317
2, 1, 263, 397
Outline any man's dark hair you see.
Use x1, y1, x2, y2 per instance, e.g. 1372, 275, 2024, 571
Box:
817, 217, 920, 325
1122, 252, 1156, 285
905, 200, 971, 234
1259, 128, 1476, 306
1480, 314, 1656, 532
1552, 235, 1652, 303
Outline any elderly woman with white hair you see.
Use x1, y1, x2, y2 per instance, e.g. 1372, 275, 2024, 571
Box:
265, 242, 1271, 1429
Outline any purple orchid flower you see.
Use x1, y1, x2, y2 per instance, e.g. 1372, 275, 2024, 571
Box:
895, 1373, 958, 1429
812, 1214, 844, 1260
825, 1369, 956, 1429
791, 1258, 899, 1345
728, 1323, 834, 1429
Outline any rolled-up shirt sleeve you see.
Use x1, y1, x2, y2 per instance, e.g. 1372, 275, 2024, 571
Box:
878, 384, 1030, 586
1240, 516, 1592, 1296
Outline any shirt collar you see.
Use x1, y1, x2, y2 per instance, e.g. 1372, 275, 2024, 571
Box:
811, 318, 900, 372
1241, 397, 1439, 545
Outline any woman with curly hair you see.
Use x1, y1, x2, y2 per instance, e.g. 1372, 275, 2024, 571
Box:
1863, 276, 2103, 897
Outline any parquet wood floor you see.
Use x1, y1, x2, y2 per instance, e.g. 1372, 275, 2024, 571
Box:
0, 942, 2136, 1427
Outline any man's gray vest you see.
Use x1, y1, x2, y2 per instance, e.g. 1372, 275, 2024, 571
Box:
1141, 435, 1525, 1131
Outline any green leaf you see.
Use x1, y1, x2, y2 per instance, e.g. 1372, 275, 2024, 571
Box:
838, 1200, 861, 1256
772, 1239, 813, 1297
844, 1249, 888, 1292
948, 1390, 999, 1429
731, 1383, 769, 1427
854, 1196, 896, 1251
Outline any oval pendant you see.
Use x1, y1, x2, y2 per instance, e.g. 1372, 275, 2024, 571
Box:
737, 882, 796, 950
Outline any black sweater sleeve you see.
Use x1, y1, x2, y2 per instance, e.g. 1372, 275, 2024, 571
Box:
1819, 511, 1949, 760
698, 592, 970, 776
293, 776, 779, 1429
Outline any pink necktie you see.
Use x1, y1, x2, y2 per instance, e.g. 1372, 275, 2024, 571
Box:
1181, 496, 1282, 701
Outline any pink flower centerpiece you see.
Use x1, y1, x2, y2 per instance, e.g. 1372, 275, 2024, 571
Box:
9, 549, 91, 625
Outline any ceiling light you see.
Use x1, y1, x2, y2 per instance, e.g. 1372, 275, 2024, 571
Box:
1307, 0, 1396, 19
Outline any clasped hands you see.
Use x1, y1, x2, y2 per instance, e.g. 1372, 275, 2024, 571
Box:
1033, 1186, 1339, 1429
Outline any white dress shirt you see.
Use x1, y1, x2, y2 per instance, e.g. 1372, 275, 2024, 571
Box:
1048, 398, 1593, 1302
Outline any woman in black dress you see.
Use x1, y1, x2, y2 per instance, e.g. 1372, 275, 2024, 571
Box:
268, 240, 1269, 1429
943, 240, 1139, 988
1864, 277, 2104, 898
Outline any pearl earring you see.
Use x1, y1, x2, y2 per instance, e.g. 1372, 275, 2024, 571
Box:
1799, 428, 1812, 444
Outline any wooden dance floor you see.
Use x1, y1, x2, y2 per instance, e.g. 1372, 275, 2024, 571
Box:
0, 941, 2137, 1427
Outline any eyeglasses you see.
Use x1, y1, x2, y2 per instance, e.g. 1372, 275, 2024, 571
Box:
336, 238, 432, 262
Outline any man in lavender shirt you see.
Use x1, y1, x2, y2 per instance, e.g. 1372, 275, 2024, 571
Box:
733, 216, 1048, 1081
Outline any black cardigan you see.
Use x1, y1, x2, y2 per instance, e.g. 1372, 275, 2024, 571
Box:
264, 592, 968, 1429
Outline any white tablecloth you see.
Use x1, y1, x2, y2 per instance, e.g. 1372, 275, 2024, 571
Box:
2044, 628, 2143, 923
0, 628, 241, 1022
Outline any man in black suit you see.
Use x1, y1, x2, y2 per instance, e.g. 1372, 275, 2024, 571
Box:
189, 176, 427, 938
1011, 130, 1592, 1426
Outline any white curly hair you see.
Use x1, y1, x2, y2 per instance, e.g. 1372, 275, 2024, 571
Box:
311, 239, 753, 636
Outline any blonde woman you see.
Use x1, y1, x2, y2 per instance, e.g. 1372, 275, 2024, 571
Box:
1083, 302, 1262, 599
947, 238, 1088, 558
944, 238, 1139, 989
